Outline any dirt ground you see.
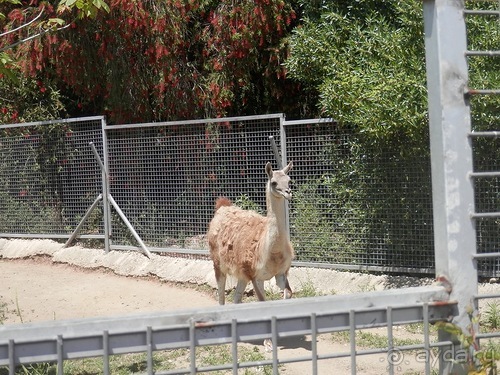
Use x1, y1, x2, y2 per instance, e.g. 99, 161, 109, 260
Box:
4, 238, 498, 374
0, 256, 433, 375
0, 258, 216, 324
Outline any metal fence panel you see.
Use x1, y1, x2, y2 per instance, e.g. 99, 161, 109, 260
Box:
463, 1, 500, 276
471, 134, 500, 275
103, 114, 283, 251
0, 111, 498, 275
284, 120, 435, 273
0, 117, 104, 239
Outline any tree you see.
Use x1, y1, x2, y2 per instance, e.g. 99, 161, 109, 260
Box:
286, 0, 500, 270
286, 1, 428, 147
0, 0, 109, 80
1, 0, 304, 124
0, 0, 109, 123
286, 0, 500, 146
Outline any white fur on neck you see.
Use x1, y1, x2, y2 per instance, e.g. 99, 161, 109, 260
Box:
265, 181, 289, 248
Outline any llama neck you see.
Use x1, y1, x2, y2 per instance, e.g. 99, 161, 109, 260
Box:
265, 184, 289, 241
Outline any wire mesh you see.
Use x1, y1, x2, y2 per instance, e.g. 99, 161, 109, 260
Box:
285, 120, 435, 272
0, 118, 104, 237
105, 115, 282, 250
0, 107, 497, 275
0, 114, 439, 273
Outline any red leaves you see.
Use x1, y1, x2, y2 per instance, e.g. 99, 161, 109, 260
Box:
3, 0, 297, 123
8, 8, 25, 23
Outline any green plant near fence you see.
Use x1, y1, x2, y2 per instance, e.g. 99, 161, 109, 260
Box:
0, 123, 96, 235
289, 130, 435, 270
291, 179, 363, 264
0, 191, 64, 234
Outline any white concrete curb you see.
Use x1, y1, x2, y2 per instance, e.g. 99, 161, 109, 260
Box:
0, 238, 431, 295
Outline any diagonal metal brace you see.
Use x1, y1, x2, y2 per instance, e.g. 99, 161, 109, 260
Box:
89, 142, 152, 258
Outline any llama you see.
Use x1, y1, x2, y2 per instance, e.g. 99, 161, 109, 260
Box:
207, 161, 294, 306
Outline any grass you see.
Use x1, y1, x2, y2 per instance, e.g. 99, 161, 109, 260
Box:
330, 329, 425, 350
482, 301, 500, 330
0, 300, 6, 325
0, 346, 273, 375
224, 277, 332, 303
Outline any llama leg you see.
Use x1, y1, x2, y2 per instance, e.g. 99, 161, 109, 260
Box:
256, 280, 265, 299
216, 274, 227, 305
275, 274, 292, 299
252, 278, 272, 352
233, 279, 247, 304
251, 279, 266, 302
213, 262, 227, 305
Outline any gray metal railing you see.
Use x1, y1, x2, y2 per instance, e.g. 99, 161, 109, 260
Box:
0, 286, 454, 375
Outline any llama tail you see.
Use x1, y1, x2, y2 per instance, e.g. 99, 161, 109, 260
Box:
215, 197, 232, 210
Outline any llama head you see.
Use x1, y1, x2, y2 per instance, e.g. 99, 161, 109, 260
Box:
265, 161, 293, 200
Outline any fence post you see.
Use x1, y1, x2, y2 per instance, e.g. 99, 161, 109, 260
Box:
423, 0, 478, 372
279, 115, 291, 240
101, 117, 112, 253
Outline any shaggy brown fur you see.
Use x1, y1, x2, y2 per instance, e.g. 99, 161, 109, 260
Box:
207, 162, 294, 305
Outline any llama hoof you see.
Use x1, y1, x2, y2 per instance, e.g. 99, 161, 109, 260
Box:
263, 338, 273, 353
283, 288, 292, 299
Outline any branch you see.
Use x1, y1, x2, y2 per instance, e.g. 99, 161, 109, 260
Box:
0, 23, 71, 53
0, 8, 45, 38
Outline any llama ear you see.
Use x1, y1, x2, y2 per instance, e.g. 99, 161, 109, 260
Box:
265, 162, 273, 178
282, 161, 293, 174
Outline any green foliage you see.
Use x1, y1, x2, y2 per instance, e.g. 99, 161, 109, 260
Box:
294, 278, 324, 298
0, 346, 271, 375
331, 329, 423, 349
286, 1, 445, 269
466, 3, 500, 135
287, 1, 428, 144
287, 0, 500, 145
290, 127, 434, 269
0, 0, 110, 85
0, 299, 6, 325
58, 0, 110, 19
0, 121, 91, 236
482, 302, 500, 331
437, 306, 500, 374
0, 51, 17, 82
234, 194, 264, 214
291, 179, 361, 264
0, 74, 66, 123
0, 188, 64, 234
262, 278, 324, 301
